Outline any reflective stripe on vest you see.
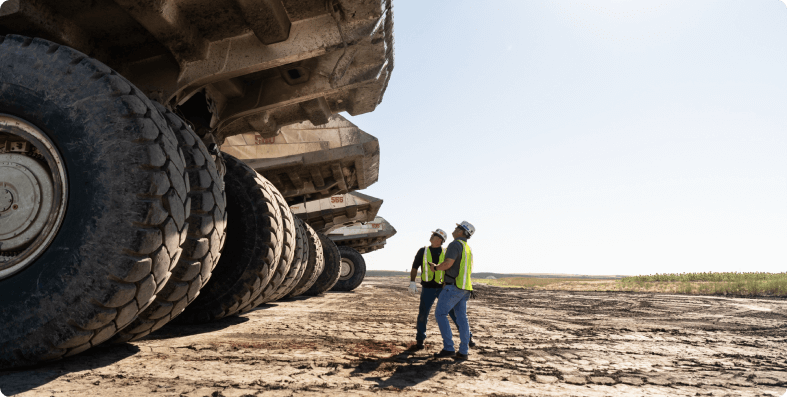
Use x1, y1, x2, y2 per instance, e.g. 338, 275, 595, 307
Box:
455, 241, 473, 291
421, 246, 446, 283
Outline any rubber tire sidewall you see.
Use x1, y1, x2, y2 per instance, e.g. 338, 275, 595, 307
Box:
304, 234, 342, 296
331, 246, 366, 292
268, 217, 309, 302
286, 221, 323, 298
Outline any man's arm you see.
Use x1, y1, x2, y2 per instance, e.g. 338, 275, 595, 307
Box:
410, 248, 424, 281
431, 258, 454, 271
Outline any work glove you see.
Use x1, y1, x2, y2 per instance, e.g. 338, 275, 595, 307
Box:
408, 281, 419, 295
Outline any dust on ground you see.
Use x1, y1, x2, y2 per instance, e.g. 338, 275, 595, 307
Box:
1, 277, 786, 396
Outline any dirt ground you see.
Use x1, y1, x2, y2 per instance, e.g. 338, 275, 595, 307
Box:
2, 276, 786, 397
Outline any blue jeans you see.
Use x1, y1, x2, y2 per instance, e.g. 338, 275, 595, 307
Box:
416, 287, 468, 342
435, 284, 471, 354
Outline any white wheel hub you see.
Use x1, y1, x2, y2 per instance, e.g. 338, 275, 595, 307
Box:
339, 258, 354, 280
0, 114, 67, 279
0, 154, 54, 248
0, 188, 12, 212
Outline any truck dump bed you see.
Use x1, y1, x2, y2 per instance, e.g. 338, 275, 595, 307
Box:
290, 191, 382, 233
0, 0, 393, 141
328, 216, 396, 254
224, 114, 379, 204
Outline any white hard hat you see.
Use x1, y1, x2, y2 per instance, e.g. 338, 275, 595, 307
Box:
431, 228, 448, 242
456, 221, 475, 237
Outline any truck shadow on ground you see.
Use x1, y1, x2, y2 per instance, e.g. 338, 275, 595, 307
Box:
248, 291, 358, 306
246, 292, 356, 314
142, 315, 250, 341
243, 295, 314, 314
0, 343, 140, 396
348, 349, 459, 390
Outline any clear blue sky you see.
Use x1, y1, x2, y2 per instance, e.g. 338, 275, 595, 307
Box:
347, 0, 787, 276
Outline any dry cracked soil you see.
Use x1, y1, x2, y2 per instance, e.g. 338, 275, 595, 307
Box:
1, 276, 786, 396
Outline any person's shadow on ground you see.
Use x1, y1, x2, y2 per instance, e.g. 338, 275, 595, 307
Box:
0, 343, 140, 396
349, 348, 458, 390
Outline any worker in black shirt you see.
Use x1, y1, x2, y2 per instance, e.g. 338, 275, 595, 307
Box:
409, 229, 473, 350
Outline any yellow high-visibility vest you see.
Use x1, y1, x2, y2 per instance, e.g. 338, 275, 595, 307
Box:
422, 246, 446, 283
455, 241, 473, 291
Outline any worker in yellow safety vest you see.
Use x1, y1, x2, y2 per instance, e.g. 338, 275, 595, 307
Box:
408, 229, 474, 351
430, 221, 476, 360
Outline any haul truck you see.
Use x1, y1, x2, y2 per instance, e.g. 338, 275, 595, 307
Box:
328, 216, 397, 291
0, 0, 393, 368
290, 192, 395, 292
224, 111, 385, 294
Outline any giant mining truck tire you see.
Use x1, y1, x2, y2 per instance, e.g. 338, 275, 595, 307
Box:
264, 217, 309, 303
176, 154, 282, 324
0, 36, 189, 368
113, 104, 227, 342
303, 234, 342, 296
331, 246, 367, 292
286, 222, 324, 298
237, 178, 295, 313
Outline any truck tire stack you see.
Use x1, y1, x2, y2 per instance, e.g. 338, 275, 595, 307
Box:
0, 37, 190, 368
175, 154, 283, 324
286, 222, 326, 298
304, 235, 342, 296
237, 176, 296, 313
0, 0, 395, 370
266, 218, 309, 302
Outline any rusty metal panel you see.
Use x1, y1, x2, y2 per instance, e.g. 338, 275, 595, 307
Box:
112, 0, 208, 63
235, 0, 291, 45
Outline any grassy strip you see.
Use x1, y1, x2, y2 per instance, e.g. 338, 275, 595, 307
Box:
621, 272, 787, 283
473, 277, 599, 289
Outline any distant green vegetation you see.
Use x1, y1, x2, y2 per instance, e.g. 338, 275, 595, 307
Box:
620, 272, 787, 296
468, 272, 787, 297
622, 272, 786, 283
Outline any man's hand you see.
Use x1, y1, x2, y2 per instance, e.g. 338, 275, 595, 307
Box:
408, 281, 419, 295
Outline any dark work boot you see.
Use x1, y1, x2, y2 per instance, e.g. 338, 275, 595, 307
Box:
411, 341, 424, 351
433, 349, 455, 358
468, 336, 476, 348
453, 352, 468, 361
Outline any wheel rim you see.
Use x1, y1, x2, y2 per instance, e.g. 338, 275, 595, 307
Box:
339, 258, 354, 281
0, 114, 68, 280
